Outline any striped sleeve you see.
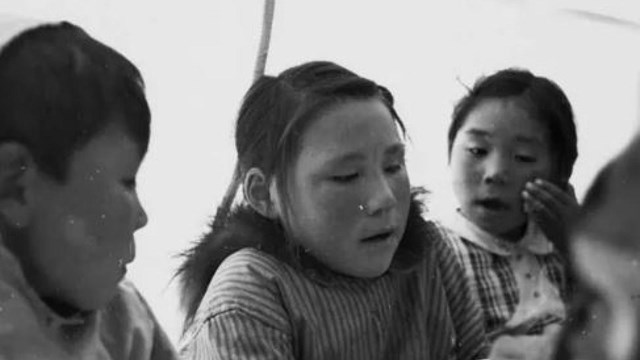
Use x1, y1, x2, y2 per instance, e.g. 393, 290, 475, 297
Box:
443, 229, 482, 302
180, 249, 294, 360
181, 309, 294, 360
432, 224, 489, 360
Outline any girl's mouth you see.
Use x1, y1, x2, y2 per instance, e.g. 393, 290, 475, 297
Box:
475, 198, 511, 211
361, 230, 394, 243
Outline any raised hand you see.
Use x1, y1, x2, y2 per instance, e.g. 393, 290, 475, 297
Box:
522, 178, 579, 254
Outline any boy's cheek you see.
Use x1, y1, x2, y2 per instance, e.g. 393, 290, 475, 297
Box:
62, 215, 95, 246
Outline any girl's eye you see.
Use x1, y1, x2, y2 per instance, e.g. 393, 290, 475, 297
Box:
515, 154, 537, 163
330, 173, 359, 183
467, 147, 487, 157
384, 162, 404, 175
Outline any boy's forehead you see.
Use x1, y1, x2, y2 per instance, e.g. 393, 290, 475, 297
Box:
65, 123, 144, 170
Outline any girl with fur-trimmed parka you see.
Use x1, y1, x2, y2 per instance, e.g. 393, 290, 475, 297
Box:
177, 61, 488, 360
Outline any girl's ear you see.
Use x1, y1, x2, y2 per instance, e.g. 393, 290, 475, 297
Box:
0, 142, 36, 229
243, 167, 279, 219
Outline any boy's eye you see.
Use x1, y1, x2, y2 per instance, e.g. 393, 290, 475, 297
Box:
330, 173, 359, 183
515, 154, 537, 163
122, 178, 137, 190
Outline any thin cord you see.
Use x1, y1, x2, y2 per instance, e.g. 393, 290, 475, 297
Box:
253, 0, 276, 82
221, 0, 276, 215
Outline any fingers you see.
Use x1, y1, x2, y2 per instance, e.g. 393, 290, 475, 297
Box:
522, 178, 580, 249
524, 198, 561, 244
522, 182, 563, 219
529, 179, 577, 207
523, 179, 580, 213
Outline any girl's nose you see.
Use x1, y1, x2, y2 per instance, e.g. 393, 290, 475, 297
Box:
361, 175, 397, 216
483, 153, 510, 185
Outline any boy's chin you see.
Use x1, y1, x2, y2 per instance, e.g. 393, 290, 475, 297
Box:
55, 285, 120, 316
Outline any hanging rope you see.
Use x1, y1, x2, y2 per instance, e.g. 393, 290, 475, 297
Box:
218, 0, 276, 218
253, 0, 276, 81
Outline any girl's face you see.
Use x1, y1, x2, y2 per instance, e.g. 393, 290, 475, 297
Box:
450, 98, 553, 240
280, 98, 410, 278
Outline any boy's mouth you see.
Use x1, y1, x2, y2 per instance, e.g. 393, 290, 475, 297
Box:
474, 198, 511, 211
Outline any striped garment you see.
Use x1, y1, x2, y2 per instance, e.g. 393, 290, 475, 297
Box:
444, 211, 568, 339
180, 221, 487, 360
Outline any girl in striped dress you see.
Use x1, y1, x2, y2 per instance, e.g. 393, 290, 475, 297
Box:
177, 61, 487, 360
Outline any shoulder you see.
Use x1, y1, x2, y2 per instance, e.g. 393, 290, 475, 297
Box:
100, 280, 178, 360
209, 248, 290, 301
431, 219, 489, 274
0, 263, 69, 359
405, 218, 467, 286
192, 248, 291, 325
216, 247, 287, 278
419, 219, 463, 262
419, 220, 474, 290
103, 280, 162, 331
183, 249, 293, 350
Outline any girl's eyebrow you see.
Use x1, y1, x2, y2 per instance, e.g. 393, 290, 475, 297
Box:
385, 143, 405, 157
464, 128, 491, 138
323, 142, 405, 168
465, 128, 545, 146
325, 152, 366, 168
514, 135, 545, 146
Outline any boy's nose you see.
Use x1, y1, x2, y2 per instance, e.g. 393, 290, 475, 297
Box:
136, 207, 148, 230
134, 196, 148, 230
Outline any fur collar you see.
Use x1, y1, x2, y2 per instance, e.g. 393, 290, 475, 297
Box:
177, 190, 432, 324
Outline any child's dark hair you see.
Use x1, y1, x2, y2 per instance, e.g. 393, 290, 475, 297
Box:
177, 61, 405, 326
0, 21, 150, 181
448, 68, 578, 184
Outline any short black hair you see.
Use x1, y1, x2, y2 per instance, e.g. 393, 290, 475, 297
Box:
448, 68, 577, 183
0, 21, 150, 181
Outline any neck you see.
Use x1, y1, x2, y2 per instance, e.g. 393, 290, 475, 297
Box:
42, 296, 89, 318
498, 222, 528, 243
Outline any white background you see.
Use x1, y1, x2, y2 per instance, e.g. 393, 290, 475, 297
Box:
6, 0, 640, 344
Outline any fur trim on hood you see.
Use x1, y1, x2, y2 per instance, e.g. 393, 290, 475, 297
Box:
177, 189, 432, 326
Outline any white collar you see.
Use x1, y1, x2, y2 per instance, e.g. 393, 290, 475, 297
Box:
449, 210, 556, 256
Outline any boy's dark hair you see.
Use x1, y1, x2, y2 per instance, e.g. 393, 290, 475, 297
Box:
448, 68, 578, 184
0, 21, 150, 181
177, 60, 405, 327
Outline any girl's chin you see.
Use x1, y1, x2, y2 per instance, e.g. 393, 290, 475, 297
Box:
471, 215, 527, 240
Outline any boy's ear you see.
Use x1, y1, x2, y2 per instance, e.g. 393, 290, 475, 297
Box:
243, 167, 279, 219
0, 142, 35, 229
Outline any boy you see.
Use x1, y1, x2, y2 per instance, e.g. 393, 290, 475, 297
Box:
0, 20, 177, 359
